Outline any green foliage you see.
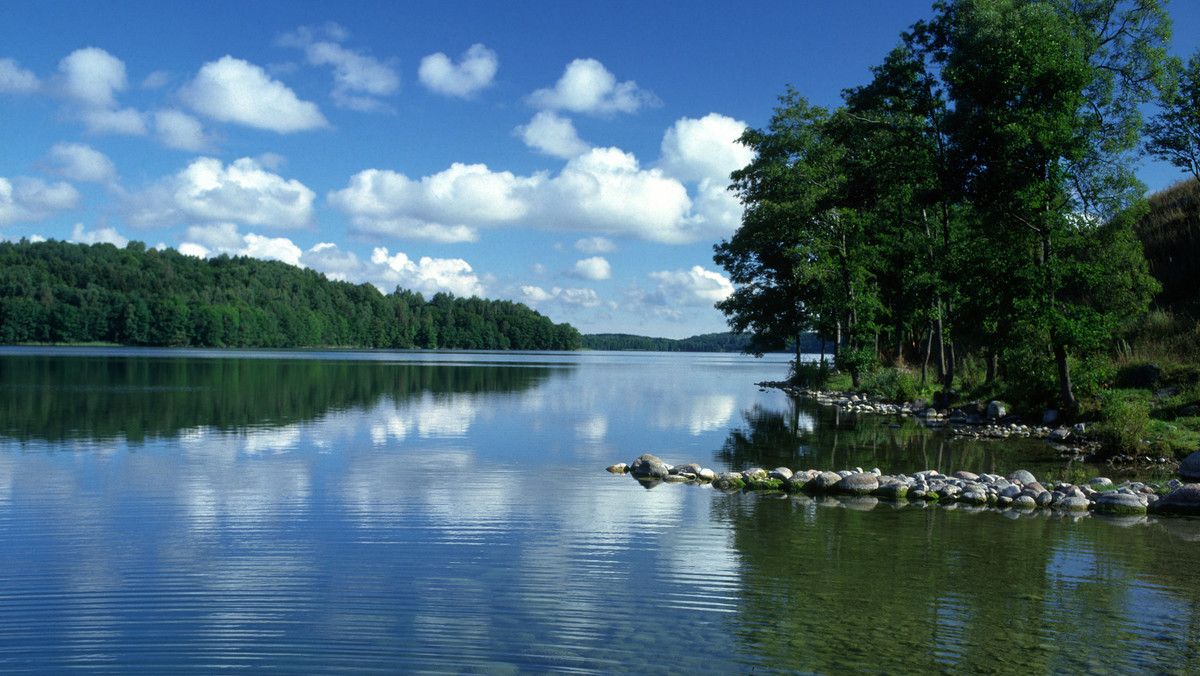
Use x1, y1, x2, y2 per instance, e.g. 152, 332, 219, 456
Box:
791, 357, 831, 388
998, 343, 1059, 412
859, 368, 922, 404
0, 240, 581, 351
1096, 392, 1152, 455
1070, 353, 1115, 401
1145, 50, 1200, 181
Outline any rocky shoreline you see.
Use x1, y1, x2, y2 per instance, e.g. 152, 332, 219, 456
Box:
606, 453, 1200, 518
763, 381, 1090, 440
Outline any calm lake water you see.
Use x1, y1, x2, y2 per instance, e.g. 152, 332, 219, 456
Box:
0, 347, 1197, 674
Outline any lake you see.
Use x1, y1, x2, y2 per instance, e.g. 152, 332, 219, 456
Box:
0, 347, 1197, 674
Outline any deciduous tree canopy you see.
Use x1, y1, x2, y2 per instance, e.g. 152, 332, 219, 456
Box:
0, 239, 581, 351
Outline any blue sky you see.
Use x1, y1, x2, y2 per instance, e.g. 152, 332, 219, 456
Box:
2, 1, 1197, 339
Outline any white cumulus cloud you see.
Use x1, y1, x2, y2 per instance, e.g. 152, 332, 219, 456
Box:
329, 163, 539, 243
659, 113, 753, 183
51, 47, 146, 135
572, 256, 611, 280
575, 236, 617, 254
179, 223, 304, 265
70, 223, 128, 247
0, 176, 81, 227
537, 147, 693, 242
528, 58, 658, 115
181, 56, 328, 133
518, 285, 604, 308
123, 157, 316, 230
419, 43, 498, 98
370, 247, 484, 297
648, 266, 734, 306
154, 109, 210, 151
42, 143, 118, 184
0, 58, 39, 94
305, 40, 399, 112
331, 139, 742, 245
58, 47, 126, 108
515, 111, 590, 158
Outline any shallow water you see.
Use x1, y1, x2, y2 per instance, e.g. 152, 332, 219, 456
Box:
0, 347, 1196, 673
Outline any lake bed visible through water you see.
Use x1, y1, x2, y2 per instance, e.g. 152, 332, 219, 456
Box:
0, 347, 1196, 673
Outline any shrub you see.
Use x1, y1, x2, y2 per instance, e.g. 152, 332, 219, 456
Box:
860, 367, 921, 403
1095, 393, 1151, 455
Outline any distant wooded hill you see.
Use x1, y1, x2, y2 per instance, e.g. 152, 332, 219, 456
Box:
0, 239, 580, 350
582, 332, 829, 353
1136, 177, 1200, 317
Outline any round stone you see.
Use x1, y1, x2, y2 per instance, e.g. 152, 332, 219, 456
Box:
1150, 484, 1200, 516
1179, 451, 1200, 481
1057, 496, 1091, 511
1093, 491, 1148, 515
1007, 469, 1037, 485
630, 454, 669, 479
835, 472, 880, 495
808, 471, 844, 492
1011, 494, 1037, 509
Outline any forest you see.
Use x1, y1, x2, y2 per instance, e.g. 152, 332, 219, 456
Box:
0, 239, 581, 351
715, 0, 1200, 417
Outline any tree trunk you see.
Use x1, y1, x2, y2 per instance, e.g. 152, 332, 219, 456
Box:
921, 324, 933, 387
985, 346, 998, 384
1054, 342, 1077, 411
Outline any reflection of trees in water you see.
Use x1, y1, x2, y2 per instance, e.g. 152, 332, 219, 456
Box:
0, 353, 568, 442
710, 488, 1198, 673
717, 397, 1060, 477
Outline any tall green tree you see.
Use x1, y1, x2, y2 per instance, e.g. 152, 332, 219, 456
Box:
1145, 50, 1200, 181
929, 0, 1169, 409
715, 91, 835, 363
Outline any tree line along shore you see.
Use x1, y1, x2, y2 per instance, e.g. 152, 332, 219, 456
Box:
0, 239, 580, 351
710, 0, 1200, 462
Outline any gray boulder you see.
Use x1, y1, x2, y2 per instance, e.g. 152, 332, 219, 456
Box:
1150, 484, 1200, 516
1006, 469, 1037, 485
630, 454, 670, 479
670, 462, 702, 476
987, 400, 1007, 419
834, 472, 879, 495
808, 471, 844, 492
1057, 496, 1091, 511
1180, 451, 1200, 481
769, 467, 794, 480
1093, 491, 1148, 515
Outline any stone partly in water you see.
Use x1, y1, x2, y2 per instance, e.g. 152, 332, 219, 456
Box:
1093, 491, 1148, 515
1179, 451, 1200, 481
1150, 484, 1200, 516
834, 472, 879, 496
630, 454, 670, 479
808, 471, 844, 492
